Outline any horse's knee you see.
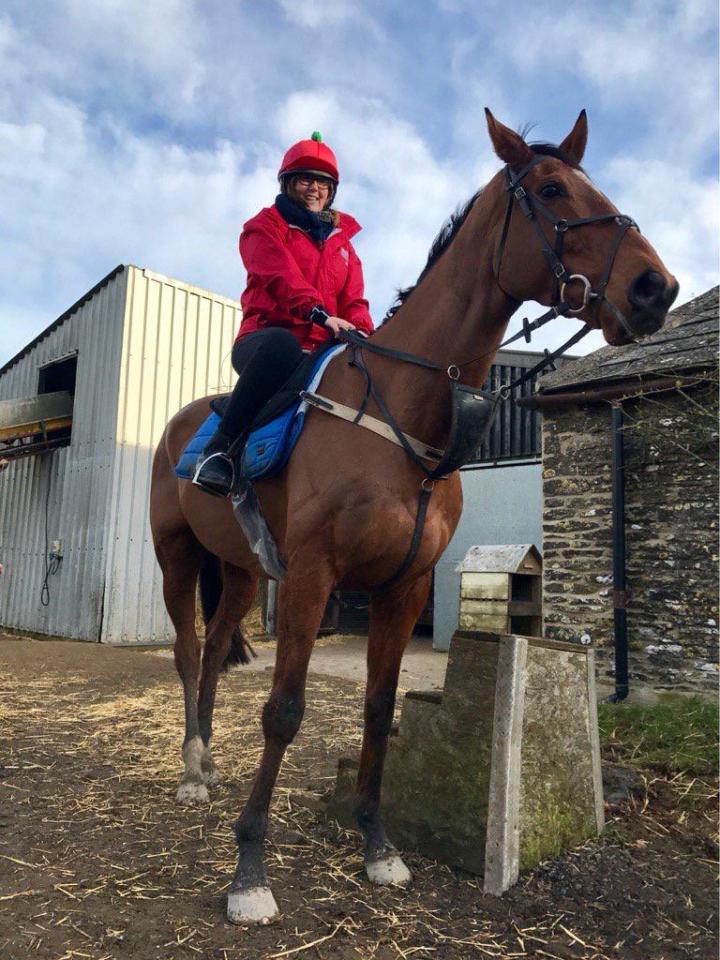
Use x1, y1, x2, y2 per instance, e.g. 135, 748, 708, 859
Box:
365, 690, 395, 740
262, 693, 305, 745
174, 639, 200, 679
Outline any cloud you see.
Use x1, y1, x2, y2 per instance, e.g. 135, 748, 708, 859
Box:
0, 0, 716, 365
500, 0, 718, 165
277, 0, 379, 32
603, 156, 719, 301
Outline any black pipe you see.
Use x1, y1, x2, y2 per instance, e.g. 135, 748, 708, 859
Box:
608, 403, 629, 702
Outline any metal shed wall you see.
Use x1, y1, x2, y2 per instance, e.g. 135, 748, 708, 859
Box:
0, 269, 127, 639
101, 267, 240, 643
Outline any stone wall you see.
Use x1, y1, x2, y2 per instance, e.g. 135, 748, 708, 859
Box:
542, 381, 719, 692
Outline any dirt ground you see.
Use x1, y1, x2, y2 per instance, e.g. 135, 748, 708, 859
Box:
0, 636, 716, 960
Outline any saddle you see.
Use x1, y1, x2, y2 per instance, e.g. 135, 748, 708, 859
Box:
175, 343, 344, 483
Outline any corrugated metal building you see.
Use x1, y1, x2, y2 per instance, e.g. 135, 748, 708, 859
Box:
0, 265, 239, 643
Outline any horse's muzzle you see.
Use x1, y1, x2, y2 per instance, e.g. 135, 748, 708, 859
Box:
624, 271, 679, 337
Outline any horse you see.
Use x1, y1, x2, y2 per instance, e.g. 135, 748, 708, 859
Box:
150, 109, 678, 924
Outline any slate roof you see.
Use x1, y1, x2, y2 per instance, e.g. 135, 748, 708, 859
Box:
539, 286, 718, 393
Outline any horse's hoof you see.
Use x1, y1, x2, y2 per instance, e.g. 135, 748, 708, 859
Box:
365, 853, 412, 887
176, 780, 210, 804
227, 886, 279, 925
202, 767, 223, 786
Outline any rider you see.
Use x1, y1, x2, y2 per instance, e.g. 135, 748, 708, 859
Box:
193, 132, 374, 497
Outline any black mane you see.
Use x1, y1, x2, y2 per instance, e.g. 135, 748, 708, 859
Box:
381, 141, 580, 323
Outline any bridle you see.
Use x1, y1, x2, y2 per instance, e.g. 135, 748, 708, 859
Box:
494, 155, 639, 333
442, 155, 641, 387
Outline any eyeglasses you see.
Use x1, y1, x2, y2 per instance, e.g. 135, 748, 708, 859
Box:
294, 175, 334, 191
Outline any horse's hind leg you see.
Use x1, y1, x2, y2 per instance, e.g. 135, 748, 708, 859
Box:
156, 528, 208, 804
197, 562, 258, 785
355, 573, 432, 886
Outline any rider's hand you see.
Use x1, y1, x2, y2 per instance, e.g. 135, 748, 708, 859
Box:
325, 316, 356, 337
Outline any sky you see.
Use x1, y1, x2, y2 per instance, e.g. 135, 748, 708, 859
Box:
1, 0, 718, 366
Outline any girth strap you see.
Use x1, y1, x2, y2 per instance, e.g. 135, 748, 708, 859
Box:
379, 485, 434, 591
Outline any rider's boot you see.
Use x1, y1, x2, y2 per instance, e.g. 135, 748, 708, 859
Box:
192, 429, 236, 498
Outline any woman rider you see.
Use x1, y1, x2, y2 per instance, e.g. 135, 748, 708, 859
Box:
193, 132, 374, 498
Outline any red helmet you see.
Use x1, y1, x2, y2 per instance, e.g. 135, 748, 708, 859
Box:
278, 131, 339, 182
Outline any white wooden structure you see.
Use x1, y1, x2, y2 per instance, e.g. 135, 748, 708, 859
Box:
457, 544, 542, 637
0, 265, 239, 643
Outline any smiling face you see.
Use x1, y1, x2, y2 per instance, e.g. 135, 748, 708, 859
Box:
485, 110, 679, 345
287, 173, 335, 213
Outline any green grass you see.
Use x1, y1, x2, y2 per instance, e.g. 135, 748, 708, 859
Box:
598, 694, 719, 777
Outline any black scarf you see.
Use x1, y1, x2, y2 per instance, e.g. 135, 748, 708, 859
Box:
275, 193, 335, 244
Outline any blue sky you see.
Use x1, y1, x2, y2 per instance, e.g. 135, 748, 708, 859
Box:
1, 0, 718, 364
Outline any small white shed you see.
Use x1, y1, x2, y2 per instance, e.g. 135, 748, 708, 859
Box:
456, 544, 543, 636
0, 265, 240, 643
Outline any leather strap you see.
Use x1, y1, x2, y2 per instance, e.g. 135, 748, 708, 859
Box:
340, 330, 444, 372
380, 485, 434, 590
300, 390, 444, 462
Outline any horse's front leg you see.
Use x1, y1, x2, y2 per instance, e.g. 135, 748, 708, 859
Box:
227, 565, 333, 925
355, 573, 432, 886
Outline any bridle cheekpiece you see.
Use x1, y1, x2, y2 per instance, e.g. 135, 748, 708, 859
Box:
495, 155, 639, 326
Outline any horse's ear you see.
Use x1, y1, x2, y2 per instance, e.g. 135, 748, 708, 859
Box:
485, 108, 533, 168
559, 110, 588, 166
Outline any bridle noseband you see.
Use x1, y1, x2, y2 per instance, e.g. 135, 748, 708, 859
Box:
495, 155, 639, 325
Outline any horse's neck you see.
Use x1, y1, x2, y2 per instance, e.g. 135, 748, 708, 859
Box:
367, 190, 517, 447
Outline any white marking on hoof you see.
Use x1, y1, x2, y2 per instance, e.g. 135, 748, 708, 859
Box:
365, 853, 412, 887
203, 766, 223, 786
177, 737, 209, 802
227, 886, 279, 925
183, 736, 205, 769
176, 780, 210, 804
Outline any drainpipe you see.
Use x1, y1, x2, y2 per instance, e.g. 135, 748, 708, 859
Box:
608, 403, 629, 702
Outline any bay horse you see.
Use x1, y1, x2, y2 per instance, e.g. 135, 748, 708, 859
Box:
150, 109, 678, 923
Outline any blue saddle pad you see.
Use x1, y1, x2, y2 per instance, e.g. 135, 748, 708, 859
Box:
175, 411, 221, 480
175, 344, 345, 483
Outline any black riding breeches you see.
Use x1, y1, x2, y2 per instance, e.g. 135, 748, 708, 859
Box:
217, 329, 305, 441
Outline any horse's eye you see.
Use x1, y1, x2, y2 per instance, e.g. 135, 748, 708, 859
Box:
539, 183, 563, 199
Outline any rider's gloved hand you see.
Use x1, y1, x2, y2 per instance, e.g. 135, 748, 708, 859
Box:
307, 305, 363, 339
325, 316, 356, 337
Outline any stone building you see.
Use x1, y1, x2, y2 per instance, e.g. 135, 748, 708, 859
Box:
521, 287, 718, 693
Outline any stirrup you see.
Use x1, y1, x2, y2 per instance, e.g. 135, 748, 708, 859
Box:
192, 451, 235, 497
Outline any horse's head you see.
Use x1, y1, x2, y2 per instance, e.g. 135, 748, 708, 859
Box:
484, 109, 678, 345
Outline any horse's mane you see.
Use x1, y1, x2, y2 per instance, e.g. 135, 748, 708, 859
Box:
381, 142, 580, 323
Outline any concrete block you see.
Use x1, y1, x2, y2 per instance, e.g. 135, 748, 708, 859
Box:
327, 630, 604, 894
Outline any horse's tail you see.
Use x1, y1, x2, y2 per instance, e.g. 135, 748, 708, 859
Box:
199, 550, 254, 669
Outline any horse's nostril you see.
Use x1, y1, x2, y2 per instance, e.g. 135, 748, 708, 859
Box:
630, 270, 667, 308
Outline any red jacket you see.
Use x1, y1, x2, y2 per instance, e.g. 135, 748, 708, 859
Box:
237, 205, 374, 349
